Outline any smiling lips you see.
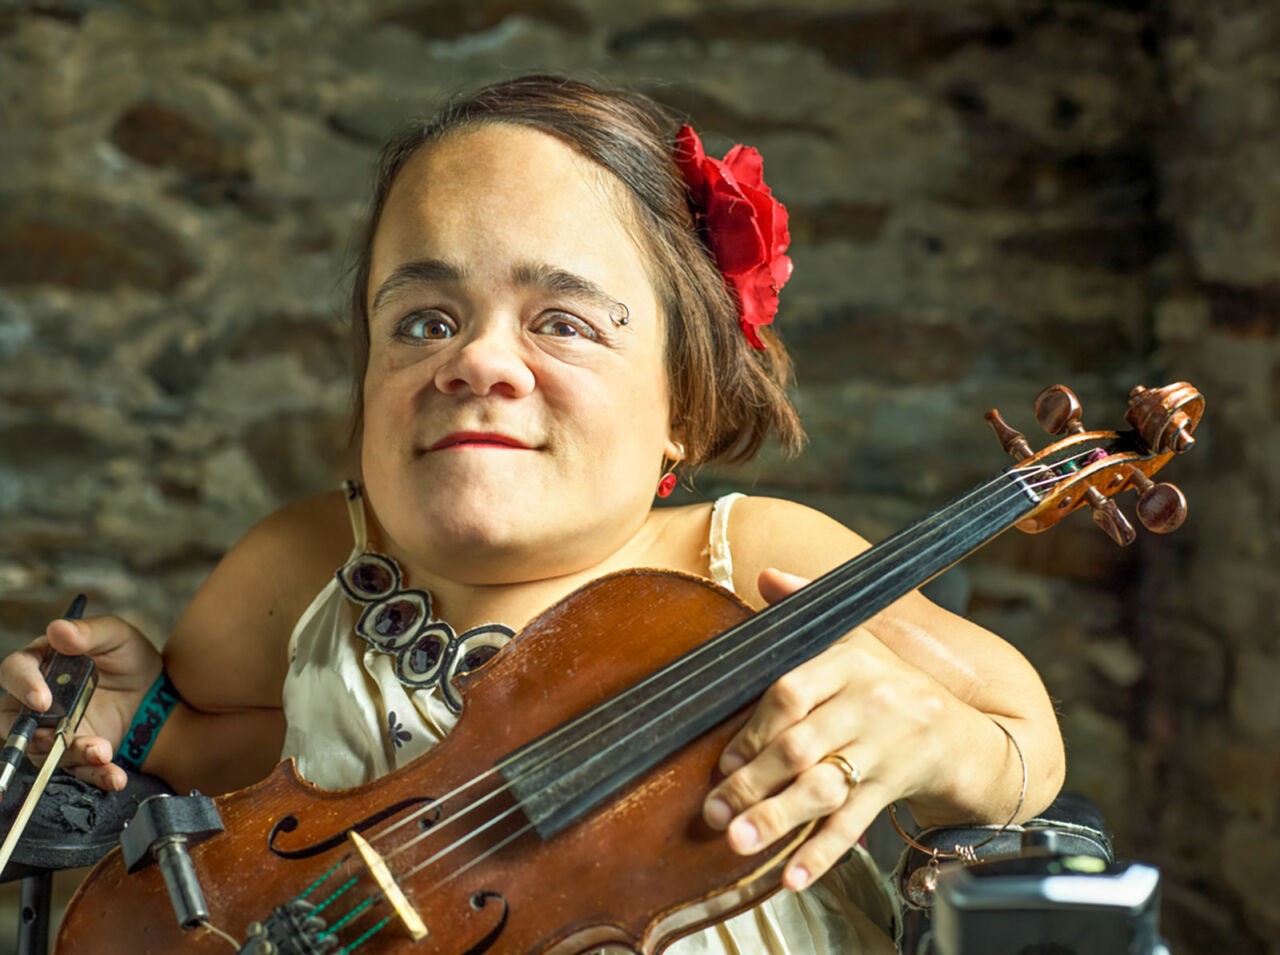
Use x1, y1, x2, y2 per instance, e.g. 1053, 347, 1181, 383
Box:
427, 432, 533, 451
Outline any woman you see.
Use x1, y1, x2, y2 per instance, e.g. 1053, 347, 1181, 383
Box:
1, 75, 1064, 952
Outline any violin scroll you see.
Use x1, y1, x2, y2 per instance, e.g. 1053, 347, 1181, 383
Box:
1124, 382, 1202, 454
985, 382, 1203, 543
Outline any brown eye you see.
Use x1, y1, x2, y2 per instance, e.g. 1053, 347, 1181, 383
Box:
535, 312, 597, 341
397, 311, 454, 341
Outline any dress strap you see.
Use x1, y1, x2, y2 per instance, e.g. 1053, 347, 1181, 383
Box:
285, 481, 366, 665
341, 480, 370, 551
707, 492, 745, 593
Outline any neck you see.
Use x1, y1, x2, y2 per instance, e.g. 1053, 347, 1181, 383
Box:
368, 505, 689, 633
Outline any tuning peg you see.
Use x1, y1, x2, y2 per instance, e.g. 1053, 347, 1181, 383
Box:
984, 409, 1034, 462
1033, 385, 1085, 435
1085, 487, 1137, 546
1127, 469, 1188, 533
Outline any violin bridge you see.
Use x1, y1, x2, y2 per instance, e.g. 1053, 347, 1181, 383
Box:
348, 830, 429, 942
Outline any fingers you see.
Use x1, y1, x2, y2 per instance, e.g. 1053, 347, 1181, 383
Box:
45, 752, 128, 792
715, 750, 878, 891
706, 690, 867, 827
0, 636, 53, 712
780, 793, 875, 891
42, 615, 160, 693
1, 614, 144, 714
757, 567, 810, 606
63, 735, 128, 791
64, 732, 114, 767
702, 616, 919, 888
1, 614, 157, 794
717, 638, 866, 774
26, 731, 127, 792
704, 574, 966, 889
59, 762, 128, 791
47, 614, 147, 661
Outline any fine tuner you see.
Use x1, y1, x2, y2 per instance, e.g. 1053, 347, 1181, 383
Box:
984, 383, 1203, 546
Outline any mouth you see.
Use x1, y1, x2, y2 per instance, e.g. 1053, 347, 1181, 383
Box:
426, 432, 534, 451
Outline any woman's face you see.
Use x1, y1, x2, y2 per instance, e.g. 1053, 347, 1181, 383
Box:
361, 123, 678, 584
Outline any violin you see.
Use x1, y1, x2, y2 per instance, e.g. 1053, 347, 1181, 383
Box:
54, 382, 1203, 954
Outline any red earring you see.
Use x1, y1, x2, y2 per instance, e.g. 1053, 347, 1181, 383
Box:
657, 444, 683, 499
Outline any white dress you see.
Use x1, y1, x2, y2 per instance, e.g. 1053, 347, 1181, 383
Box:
280, 484, 898, 954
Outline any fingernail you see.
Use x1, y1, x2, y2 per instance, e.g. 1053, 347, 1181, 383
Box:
729, 817, 759, 852
720, 751, 746, 774
86, 744, 102, 762
705, 797, 732, 829
786, 864, 811, 891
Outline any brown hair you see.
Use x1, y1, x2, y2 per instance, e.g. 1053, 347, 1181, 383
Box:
348, 74, 805, 468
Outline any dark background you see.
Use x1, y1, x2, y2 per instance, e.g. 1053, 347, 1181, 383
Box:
0, 1, 1275, 951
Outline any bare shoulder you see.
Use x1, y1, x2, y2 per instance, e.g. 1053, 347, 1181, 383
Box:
165, 490, 355, 710
721, 496, 873, 606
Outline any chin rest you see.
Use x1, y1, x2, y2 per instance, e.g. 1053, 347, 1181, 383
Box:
0, 760, 172, 883
893, 791, 1115, 955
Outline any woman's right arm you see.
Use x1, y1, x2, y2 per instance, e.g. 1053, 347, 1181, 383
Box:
0, 491, 350, 796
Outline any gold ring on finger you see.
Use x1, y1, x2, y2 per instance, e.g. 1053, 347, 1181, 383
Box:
820, 752, 862, 791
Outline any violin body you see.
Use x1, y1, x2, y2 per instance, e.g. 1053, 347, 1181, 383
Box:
57, 571, 802, 954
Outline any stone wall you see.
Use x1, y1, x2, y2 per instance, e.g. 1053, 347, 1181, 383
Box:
0, 1, 1274, 951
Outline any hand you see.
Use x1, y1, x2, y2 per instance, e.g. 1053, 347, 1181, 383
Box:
701, 568, 955, 892
0, 615, 163, 791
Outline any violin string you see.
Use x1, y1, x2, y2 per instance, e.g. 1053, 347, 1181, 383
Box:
367, 452, 1088, 882
292, 444, 1112, 943
362, 452, 1092, 892
358, 448, 1103, 902
318, 893, 381, 938
338, 917, 394, 954
612, 455, 1094, 709
274, 839, 437, 954
253, 842, 417, 953
308, 874, 361, 916
410, 815, 537, 890
295, 450, 1099, 933
296, 855, 352, 903
292, 853, 389, 949
356, 457, 1054, 854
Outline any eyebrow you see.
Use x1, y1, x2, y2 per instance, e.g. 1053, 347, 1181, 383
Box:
370, 259, 463, 314
370, 258, 627, 317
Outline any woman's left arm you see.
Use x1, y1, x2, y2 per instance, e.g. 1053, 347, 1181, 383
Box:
702, 496, 1066, 892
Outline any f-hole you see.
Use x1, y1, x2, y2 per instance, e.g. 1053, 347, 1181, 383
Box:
463, 890, 509, 955
267, 796, 438, 860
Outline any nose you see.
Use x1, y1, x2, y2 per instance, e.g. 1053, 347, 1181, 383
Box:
433, 325, 536, 398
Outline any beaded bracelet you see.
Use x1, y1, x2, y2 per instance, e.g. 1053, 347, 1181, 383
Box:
888, 717, 1028, 906
113, 670, 180, 773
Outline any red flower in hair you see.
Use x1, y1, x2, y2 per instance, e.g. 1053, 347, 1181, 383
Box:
674, 124, 793, 350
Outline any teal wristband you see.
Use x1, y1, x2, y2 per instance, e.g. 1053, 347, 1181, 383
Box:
113, 670, 180, 773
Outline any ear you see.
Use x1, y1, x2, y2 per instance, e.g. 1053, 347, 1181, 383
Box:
663, 435, 686, 463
